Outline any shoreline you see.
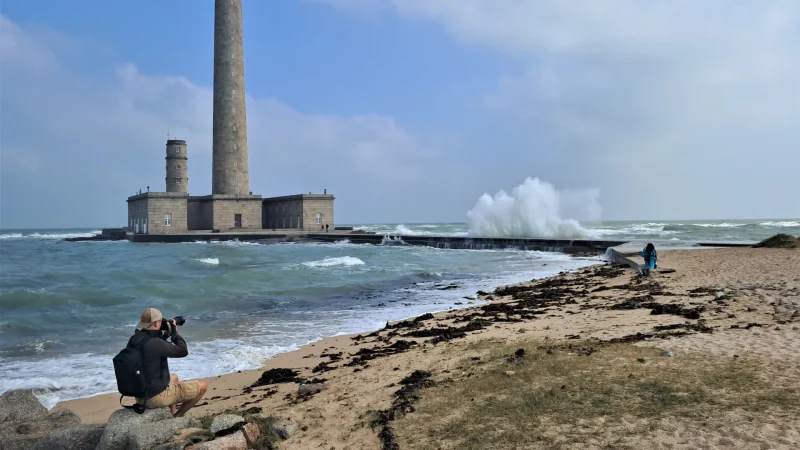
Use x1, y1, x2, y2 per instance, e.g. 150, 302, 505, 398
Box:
55, 246, 800, 448
54, 253, 606, 420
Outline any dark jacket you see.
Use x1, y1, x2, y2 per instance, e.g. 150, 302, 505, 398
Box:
127, 329, 188, 397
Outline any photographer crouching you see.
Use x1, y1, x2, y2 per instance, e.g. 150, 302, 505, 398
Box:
124, 308, 208, 417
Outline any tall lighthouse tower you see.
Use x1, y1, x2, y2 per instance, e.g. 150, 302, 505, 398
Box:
212, 0, 249, 196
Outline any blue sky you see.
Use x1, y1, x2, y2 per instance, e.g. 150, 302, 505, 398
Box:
2, 0, 799, 228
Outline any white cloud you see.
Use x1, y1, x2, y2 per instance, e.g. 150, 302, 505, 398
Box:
0, 15, 443, 227
320, 0, 800, 219
0, 15, 57, 72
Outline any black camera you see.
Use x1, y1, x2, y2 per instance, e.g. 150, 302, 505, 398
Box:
159, 316, 185, 337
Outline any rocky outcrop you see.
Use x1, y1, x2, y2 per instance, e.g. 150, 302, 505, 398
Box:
0, 390, 47, 424
188, 431, 248, 450
0, 389, 301, 450
209, 414, 245, 436
31, 424, 105, 450
0, 390, 82, 450
127, 417, 201, 450
95, 407, 173, 450
150, 427, 208, 450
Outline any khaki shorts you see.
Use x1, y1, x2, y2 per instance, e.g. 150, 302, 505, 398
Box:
142, 381, 201, 408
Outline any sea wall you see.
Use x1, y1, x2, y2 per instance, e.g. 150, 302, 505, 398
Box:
124, 231, 625, 254
308, 233, 627, 255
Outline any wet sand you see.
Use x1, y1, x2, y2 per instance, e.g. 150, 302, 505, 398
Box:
58, 247, 800, 449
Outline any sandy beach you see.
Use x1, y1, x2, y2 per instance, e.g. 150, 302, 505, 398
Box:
57, 246, 800, 449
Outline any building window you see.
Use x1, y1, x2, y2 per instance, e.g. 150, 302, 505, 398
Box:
297, 216, 301, 229
283, 217, 286, 228
316, 213, 321, 224
164, 213, 172, 226
235, 214, 242, 228
175, 178, 181, 184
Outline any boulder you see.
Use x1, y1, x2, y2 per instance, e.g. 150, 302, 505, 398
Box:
151, 427, 211, 450
31, 424, 105, 450
209, 414, 245, 436
0, 409, 81, 450
151, 442, 191, 450
95, 407, 172, 450
171, 427, 208, 443
127, 417, 201, 450
0, 389, 47, 424
241, 423, 261, 443
271, 419, 297, 440
150, 427, 210, 450
297, 383, 325, 396
188, 431, 247, 450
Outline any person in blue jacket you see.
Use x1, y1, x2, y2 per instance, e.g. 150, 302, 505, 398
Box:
641, 243, 657, 273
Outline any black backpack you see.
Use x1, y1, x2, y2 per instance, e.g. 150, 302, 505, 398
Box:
112, 335, 152, 413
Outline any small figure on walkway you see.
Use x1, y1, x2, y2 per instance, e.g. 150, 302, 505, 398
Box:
325, 224, 329, 232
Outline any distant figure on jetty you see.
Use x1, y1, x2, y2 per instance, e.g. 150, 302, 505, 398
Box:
119, 308, 208, 417
326, 224, 329, 232
640, 243, 658, 276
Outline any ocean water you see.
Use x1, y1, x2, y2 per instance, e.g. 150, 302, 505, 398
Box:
355, 219, 800, 243
0, 219, 796, 407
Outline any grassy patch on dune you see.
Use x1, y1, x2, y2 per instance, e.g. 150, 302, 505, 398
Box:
394, 339, 800, 450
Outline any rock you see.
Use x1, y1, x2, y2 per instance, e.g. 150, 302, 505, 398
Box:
0, 408, 81, 450
151, 442, 191, 450
96, 407, 172, 450
172, 427, 208, 442
271, 419, 297, 440
793, 310, 800, 318
241, 423, 261, 443
774, 306, 792, 314
31, 424, 105, 450
297, 383, 325, 396
188, 431, 247, 450
209, 414, 245, 436
127, 417, 200, 450
661, 351, 674, 357
0, 389, 47, 424
504, 370, 516, 376
150, 428, 210, 450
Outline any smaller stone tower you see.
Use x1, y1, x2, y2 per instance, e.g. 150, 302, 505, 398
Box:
165, 139, 188, 194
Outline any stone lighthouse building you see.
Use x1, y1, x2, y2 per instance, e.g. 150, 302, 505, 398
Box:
165, 139, 188, 194
125, 0, 334, 236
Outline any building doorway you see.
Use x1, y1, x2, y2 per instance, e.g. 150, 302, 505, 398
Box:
234, 214, 242, 228
143, 219, 147, 234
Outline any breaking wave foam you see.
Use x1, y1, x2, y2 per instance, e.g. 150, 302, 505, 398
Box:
467, 177, 601, 239
0, 231, 101, 240
759, 221, 800, 227
196, 258, 219, 265
302, 256, 365, 268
